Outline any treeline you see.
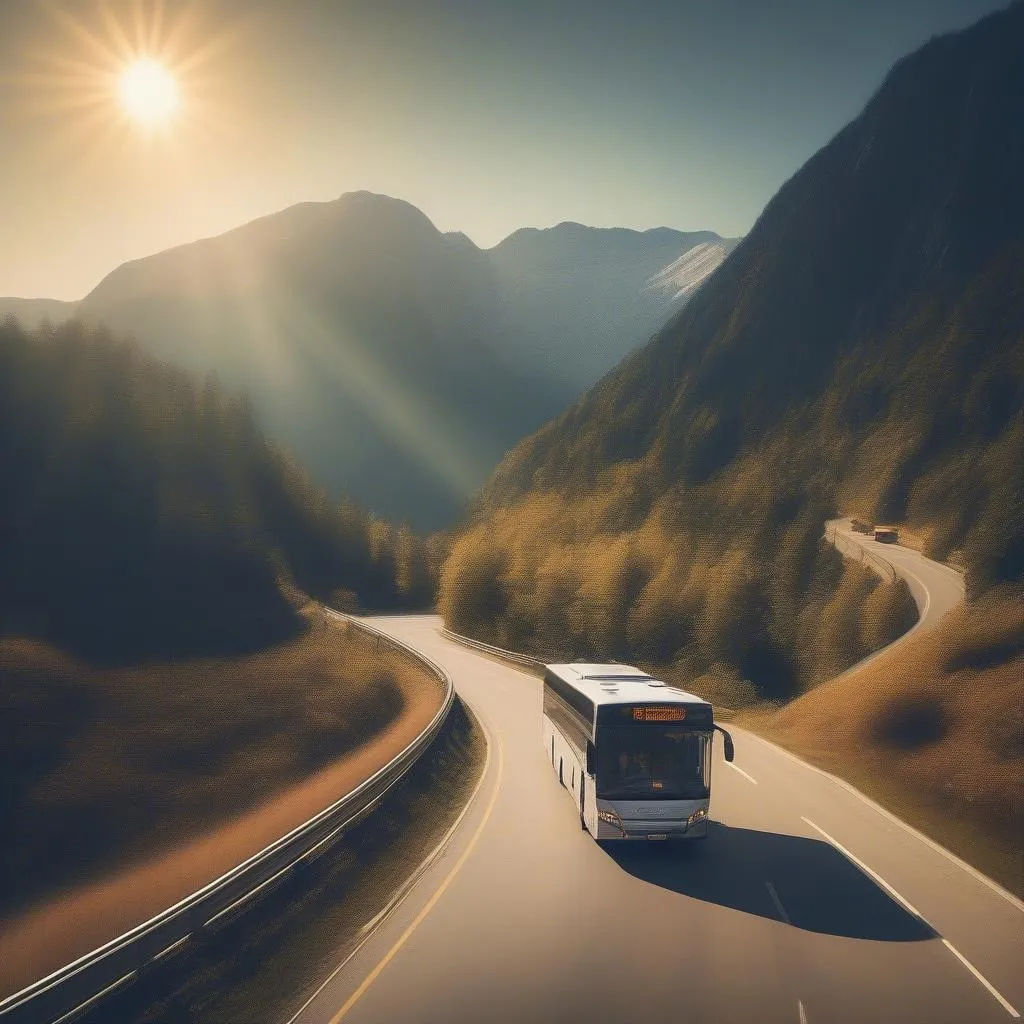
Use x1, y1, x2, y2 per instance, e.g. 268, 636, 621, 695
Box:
439, 474, 918, 705
0, 318, 439, 662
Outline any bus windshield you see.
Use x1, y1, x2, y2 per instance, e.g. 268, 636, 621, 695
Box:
596, 727, 708, 800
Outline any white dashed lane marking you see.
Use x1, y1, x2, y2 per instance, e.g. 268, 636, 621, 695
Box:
725, 761, 757, 784
802, 817, 1019, 1018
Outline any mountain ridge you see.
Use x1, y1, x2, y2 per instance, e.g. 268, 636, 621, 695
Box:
0, 297, 79, 326
69, 195, 733, 528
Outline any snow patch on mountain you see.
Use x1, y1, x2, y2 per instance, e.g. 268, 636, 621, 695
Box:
644, 240, 733, 304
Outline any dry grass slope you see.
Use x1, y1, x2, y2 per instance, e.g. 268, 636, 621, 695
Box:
741, 590, 1024, 895
0, 605, 431, 919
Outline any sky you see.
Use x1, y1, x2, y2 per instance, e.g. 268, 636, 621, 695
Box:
0, 0, 1010, 299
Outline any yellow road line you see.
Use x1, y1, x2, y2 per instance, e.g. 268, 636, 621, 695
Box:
284, 702, 495, 1024
329, 734, 505, 1023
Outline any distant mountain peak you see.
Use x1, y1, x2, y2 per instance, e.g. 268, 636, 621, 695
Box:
0, 296, 79, 326
490, 221, 728, 259
333, 190, 439, 232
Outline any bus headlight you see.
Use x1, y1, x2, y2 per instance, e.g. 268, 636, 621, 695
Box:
687, 808, 708, 825
598, 809, 625, 836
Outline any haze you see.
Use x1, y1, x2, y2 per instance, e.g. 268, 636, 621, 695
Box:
0, 0, 1007, 300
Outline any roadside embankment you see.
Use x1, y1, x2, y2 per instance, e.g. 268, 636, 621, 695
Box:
92, 696, 487, 1024
741, 586, 1023, 897
0, 607, 445, 997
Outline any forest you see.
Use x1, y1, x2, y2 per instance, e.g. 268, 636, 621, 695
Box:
439, 473, 919, 706
0, 317, 438, 664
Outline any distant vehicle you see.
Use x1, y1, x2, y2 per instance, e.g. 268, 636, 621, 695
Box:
542, 663, 734, 841
851, 519, 873, 535
874, 525, 899, 543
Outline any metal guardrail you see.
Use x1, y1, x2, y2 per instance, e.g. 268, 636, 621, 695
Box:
0, 612, 454, 1024
825, 523, 897, 584
441, 628, 740, 718
440, 628, 545, 672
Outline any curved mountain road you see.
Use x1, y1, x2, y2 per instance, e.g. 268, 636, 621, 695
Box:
288, 611, 1021, 1024
827, 517, 966, 629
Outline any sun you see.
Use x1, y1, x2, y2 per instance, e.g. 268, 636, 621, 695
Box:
14, 2, 239, 162
118, 58, 180, 127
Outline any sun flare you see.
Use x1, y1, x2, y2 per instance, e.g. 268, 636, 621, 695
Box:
118, 58, 180, 127
14, 0, 240, 163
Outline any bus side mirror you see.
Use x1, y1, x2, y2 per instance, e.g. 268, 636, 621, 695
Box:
586, 740, 596, 775
716, 725, 735, 763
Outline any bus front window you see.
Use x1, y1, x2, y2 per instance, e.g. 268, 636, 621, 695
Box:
597, 728, 709, 800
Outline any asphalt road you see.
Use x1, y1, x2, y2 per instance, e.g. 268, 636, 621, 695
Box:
288, 613, 1022, 1024
827, 518, 966, 629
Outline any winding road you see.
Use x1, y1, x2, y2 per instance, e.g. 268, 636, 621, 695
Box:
288, 603, 1021, 1023
826, 517, 966, 629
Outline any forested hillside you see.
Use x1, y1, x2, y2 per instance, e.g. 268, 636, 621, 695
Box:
440, 2, 1024, 704
0, 318, 434, 662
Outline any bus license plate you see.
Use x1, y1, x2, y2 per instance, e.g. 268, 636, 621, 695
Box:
648, 834, 668, 841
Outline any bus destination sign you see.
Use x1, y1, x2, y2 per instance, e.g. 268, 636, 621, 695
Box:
632, 706, 686, 722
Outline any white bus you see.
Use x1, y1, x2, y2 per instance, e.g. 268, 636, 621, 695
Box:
542, 663, 735, 841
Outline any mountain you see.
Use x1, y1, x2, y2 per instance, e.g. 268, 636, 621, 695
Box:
0, 297, 78, 325
489, 224, 736, 389
76, 192, 526, 531
76, 192, 730, 529
441, 2, 1024, 700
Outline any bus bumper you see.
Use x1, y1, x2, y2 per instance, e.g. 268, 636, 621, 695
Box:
596, 817, 708, 841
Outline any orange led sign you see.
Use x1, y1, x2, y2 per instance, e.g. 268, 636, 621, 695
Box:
632, 706, 686, 722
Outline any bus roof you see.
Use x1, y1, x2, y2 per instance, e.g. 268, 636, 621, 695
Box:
545, 663, 710, 709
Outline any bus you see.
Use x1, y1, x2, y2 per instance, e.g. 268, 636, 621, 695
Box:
542, 663, 734, 841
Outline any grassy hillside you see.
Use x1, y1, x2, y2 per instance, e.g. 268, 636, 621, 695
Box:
0, 607, 435, 919
741, 591, 1024, 895
441, 3, 1023, 704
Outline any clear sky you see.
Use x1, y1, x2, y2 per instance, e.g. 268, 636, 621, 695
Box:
0, 0, 1010, 299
